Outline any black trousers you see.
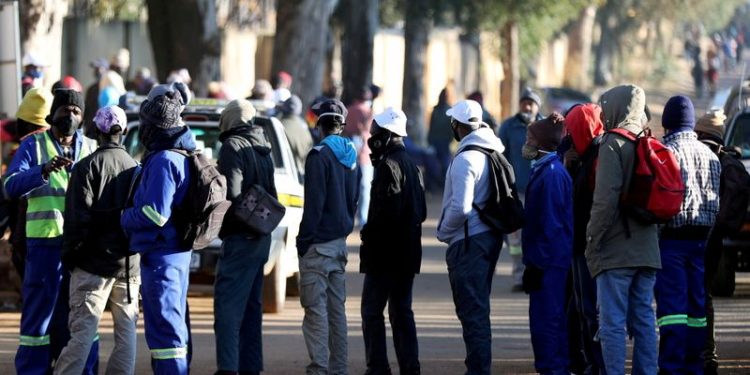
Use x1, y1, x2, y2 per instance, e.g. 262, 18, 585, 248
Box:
361, 273, 420, 375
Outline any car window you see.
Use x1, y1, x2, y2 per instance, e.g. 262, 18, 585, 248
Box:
254, 117, 284, 169
728, 114, 750, 158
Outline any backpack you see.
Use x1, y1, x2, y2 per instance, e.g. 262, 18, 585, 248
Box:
716, 147, 750, 234
171, 150, 232, 250
609, 128, 685, 224
458, 145, 525, 234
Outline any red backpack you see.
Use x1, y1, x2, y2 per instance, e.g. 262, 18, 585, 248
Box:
609, 128, 685, 224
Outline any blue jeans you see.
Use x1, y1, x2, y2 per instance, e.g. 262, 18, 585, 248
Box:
596, 268, 658, 375
361, 273, 420, 375
141, 250, 192, 375
656, 239, 706, 375
446, 231, 502, 375
572, 253, 605, 375
214, 234, 271, 373
529, 266, 569, 375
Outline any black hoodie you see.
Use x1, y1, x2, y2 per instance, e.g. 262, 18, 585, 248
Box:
217, 125, 278, 238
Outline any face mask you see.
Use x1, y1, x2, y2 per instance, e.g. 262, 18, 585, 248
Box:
53, 114, 80, 137
522, 144, 539, 160
519, 112, 533, 124
368, 132, 392, 165
29, 69, 43, 79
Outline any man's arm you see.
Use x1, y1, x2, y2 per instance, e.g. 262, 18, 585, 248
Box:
121, 157, 179, 233
437, 153, 479, 237
217, 140, 244, 202
296, 150, 327, 254
3, 137, 47, 198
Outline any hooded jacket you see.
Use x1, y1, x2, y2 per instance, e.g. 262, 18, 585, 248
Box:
360, 141, 427, 275
437, 126, 505, 245
565, 104, 604, 255
498, 112, 544, 193
585, 85, 661, 277
121, 126, 196, 253
218, 125, 277, 238
296, 134, 360, 256
522, 152, 573, 269
62, 142, 139, 278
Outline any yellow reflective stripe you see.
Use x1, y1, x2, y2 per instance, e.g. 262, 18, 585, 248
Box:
687, 317, 708, 328
26, 219, 64, 238
142, 205, 168, 227
657, 314, 688, 327
151, 347, 187, 360
277, 193, 304, 208
19, 335, 50, 346
27, 196, 65, 212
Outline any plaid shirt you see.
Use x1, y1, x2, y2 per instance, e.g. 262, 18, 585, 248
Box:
663, 131, 721, 228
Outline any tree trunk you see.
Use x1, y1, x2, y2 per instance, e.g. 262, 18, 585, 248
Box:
594, 14, 615, 86
145, 0, 221, 97
340, 0, 377, 106
272, 0, 339, 109
402, 0, 431, 147
563, 5, 596, 91
19, 0, 68, 85
500, 21, 519, 119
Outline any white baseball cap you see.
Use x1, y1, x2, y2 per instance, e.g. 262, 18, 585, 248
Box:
22, 52, 49, 67
373, 107, 408, 137
446, 99, 484, 126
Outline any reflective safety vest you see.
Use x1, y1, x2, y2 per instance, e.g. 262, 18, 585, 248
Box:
26, 132, 95, 238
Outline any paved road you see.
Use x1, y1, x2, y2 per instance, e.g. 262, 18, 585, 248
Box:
1, 195, 749, 374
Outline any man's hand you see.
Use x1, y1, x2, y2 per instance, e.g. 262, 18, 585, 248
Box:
42, 156, 73, 179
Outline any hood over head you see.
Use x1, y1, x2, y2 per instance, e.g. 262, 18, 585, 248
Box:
219, 99, 257, 133
599, 84, 647, 132
564, 103, 604, 155
219, 124, 272, 156
321, 134, 357, 169
456, 126, 505, 154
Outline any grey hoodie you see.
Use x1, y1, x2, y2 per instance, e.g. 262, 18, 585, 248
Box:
437, 126, 506, 245
585, 85, 661, 277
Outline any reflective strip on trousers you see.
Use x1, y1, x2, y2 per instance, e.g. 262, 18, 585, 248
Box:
151, 347, 188, 360
19, 335, 50, 346
657, 314, 688, 327
687, 316, 708, 327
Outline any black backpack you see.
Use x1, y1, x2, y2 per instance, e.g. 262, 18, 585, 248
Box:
171, 150, 232, 250
716, 147, 750, 234
458, 145, 525, 234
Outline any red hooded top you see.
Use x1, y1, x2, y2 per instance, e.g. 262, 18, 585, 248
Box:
564, 103, 604, 155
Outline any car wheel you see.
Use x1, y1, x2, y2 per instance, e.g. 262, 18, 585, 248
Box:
286, 271, 300, 297
712, 249, 736, 297
263, 262, 286, 313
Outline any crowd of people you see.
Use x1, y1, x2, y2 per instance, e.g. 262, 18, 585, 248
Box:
3, 49, 747, 375
685, 25, 747, 98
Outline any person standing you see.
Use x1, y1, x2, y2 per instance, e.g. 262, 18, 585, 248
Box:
360, 108, 426, 375
84, 58, 109, 131
213, 100, 276, 375
3, 89, 98, 374
657, 96, 721, 375
521, 113, 573, 375
54, 106, 140, 375
586, 85, 661, 375
296, 99, 359, 375
344, 87, 374, 227
563, 103, 607, 374
437, 100, 505, 375
427, 86, 456, 187
121, 82, 195, 375
277, 95, 314, 178
498, 88, 544, 291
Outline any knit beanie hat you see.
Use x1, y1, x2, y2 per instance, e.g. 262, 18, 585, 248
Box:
46, 89, 85, 125
527, 112, 566, 151
662, 95, 695, 132
520, 87, 542, 107
139, 82, 191, 129
694, 109, 727, 140
16, 88, 53, 127
219, 99, 257, 133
